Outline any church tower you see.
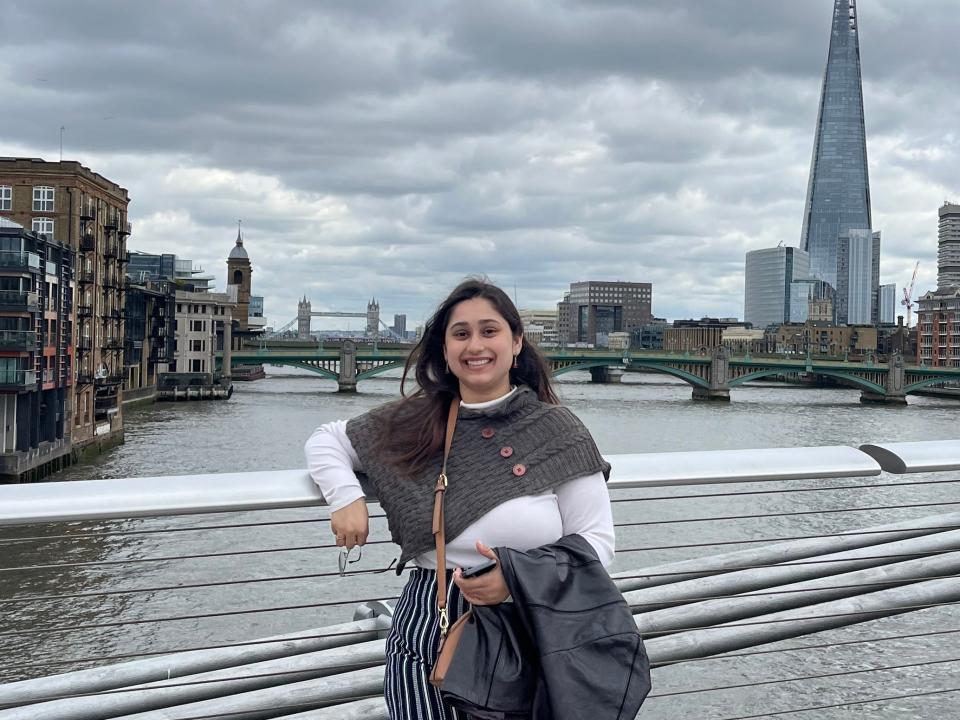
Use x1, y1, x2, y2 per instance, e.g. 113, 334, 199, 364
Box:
227, 221, 252, 331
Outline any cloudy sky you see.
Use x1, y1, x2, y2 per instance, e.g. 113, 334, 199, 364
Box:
1, 0, 957, 329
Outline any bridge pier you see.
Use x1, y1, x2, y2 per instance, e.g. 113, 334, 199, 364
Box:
692, 347, 731, 402
590, 366, 624, 384
860, 352, 907, 405
338, 341, 357, 393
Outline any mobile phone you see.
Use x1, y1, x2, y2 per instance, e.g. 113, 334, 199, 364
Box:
460, 558, 497, 579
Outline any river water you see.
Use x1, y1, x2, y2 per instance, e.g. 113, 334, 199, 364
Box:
1, 369, 959, 718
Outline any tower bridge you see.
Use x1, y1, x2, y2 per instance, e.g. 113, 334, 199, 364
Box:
221, 344, 960, 402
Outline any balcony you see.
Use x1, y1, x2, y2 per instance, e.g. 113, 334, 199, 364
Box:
103, 213, 118, 231
79, 233, 96, 253
118, 221, 132, 236
77, 304, 93, 318
103, 337, 123, 350
0, 290, 39, 312
0, 330, 37, 350
77, 268, 95, 284
79, 204, 96, 222
0, 251, 42, 272
0, 369, 37, 389
104, 240, 119, 259
76, 337, 93, 353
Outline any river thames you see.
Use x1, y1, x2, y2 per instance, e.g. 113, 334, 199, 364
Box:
1, 369, 958, 718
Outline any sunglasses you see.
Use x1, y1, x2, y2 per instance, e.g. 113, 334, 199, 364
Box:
338, 546, 363, 577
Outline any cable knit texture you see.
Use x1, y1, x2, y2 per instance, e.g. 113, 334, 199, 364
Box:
345, 386, 611, 570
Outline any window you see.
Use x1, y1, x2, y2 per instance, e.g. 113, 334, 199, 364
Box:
176, 303, 182, 313
191, 359, 203, 372
192, 320, 204, 332
0, 186, 10, 211
191, 339, 203, 352
33, 186, 55, 212
32, 217, 54, 236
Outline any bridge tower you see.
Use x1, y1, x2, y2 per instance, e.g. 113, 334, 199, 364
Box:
366, 298, 380, 340
297, 297, 312, 339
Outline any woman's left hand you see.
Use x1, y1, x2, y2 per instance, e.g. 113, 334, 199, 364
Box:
452, 541, 510, 606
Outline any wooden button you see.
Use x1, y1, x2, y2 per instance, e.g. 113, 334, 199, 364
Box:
500, 446, 514, 458
481, 428, 495, 439
512, 463, 526, 477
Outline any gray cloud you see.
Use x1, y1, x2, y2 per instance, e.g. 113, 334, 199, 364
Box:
1, 0, 957, 326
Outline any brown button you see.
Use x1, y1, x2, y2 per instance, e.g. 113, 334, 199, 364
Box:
500, 446, 514, 458
481, 428, 495, 439
512, 463, 526, 477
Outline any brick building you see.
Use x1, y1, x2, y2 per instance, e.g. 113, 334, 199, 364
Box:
0, 157, 130, 452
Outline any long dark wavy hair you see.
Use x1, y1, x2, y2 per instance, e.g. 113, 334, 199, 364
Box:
376, 277, 558, 476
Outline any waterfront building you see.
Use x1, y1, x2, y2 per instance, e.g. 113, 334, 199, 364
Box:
173, 288, 236, 376
744, 246, 810, 329
775, 322, 877, 359
518, 309, 559, 346
916, 287, 960, 367
722, 327, 768, 355
835, 229, 877, 325
391, 313, 406, 339
123, 280, 175, 404
0, 157, 129, 452
878, 283, 897, 325
664, 318, 748, 353
607, 332, 631, 351
556, 281, 652, 347
0, 219, 74, 480
800, 0, 874, 294
524, 324, 544, 345
938, 202, 960, 290
632, 320, 667, 350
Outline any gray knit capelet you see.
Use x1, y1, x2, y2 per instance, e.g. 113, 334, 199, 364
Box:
345, 386, 611, 570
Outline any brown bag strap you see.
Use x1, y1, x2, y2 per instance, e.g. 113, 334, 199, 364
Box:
434, 397, 460, 637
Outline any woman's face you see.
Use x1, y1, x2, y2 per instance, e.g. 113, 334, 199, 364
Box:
444, 297, 523, 404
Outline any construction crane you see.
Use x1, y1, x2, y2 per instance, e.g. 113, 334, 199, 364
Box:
901, 261, 920, 327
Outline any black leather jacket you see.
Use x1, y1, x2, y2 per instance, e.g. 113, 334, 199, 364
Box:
441, 534, 651, 719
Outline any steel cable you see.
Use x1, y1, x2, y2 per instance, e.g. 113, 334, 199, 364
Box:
6, 653, 960, 711
0, 551, 956, 607
1, 594, 957, 642
3, 523, 960, 574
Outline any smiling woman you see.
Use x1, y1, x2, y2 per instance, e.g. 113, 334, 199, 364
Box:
304, 277, 650, 719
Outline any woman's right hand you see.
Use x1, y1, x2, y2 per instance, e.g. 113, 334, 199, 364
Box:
331, 497, 369, 549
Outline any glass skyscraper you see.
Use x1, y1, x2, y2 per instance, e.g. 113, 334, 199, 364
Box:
800, 0, 872, 292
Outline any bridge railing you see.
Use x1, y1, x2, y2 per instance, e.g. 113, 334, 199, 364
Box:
0, 440, 959, 719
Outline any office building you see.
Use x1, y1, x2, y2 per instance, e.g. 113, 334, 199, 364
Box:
938, 202, 960, 289
556, 281, 652, 347
518, 309, 558, 346
836, 229, 877, 325
916, 287, 960, 367
800, 0, 873, 293
0, 157, 129, 451
744, 246, 810, 328
878, 283, 896, 325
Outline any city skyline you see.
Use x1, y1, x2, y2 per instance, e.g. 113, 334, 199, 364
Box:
1, 1, 957, 327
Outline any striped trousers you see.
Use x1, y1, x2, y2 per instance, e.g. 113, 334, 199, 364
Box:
385, 567, 470, 720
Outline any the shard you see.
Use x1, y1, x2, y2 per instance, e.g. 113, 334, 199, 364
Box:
800, 0, 872, 293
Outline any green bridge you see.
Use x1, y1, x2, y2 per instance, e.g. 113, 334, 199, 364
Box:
219, 341, 960, 404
